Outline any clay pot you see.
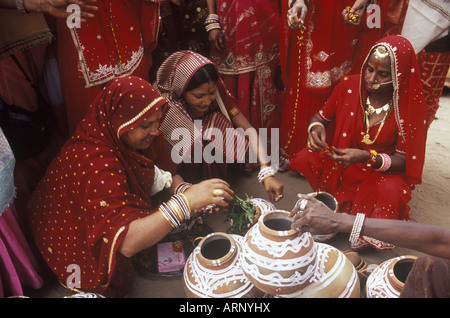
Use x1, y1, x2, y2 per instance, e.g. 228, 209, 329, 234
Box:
277, 243, 360, 298
365, 255, 418, 298
343, 250, 369, 288
240, 210, 317, 295
183, 232, 264, 298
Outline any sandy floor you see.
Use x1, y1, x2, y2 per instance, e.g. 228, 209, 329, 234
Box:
25, 90, 450, 298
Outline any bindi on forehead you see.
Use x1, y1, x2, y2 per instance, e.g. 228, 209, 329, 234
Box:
206, 81, 217, 94
374, 60, 381, 69
368, 54, 390, 72
191, 81, 217, 95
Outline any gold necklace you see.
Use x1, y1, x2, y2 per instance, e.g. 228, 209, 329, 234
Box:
361, 101, 392, 145
365, 97, 391, 115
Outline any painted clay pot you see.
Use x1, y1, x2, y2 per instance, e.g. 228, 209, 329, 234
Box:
240, 210, 317, 295
277, 243, 360, 298
248, 198, 276, 220
365, 255, 418, 298
296, 191, 339, 242
183, 232, 264, 298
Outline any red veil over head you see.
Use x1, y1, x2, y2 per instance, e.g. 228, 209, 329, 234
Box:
358, 35, 428, 185
77, 75, 168, 199
153, 51, 247, 165
28, 76, 168, 296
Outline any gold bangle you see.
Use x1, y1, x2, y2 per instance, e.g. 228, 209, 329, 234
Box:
374, 153, 385, 171
167, 199, 184, 223
260, 173, 275, 184
179, 193, 191, 215
159, 208, 175, 228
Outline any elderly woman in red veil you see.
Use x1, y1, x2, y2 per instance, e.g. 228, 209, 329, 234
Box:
278, 0, 366, 167
27, 76, 234, 297
290, 35, 428, 251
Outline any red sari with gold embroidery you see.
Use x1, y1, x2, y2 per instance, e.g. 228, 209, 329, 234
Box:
279, 0, 362, 157
28, 76, 170, 297
57, 0, 162, 134
291, 36, 428, 248
209, 0, 282, 130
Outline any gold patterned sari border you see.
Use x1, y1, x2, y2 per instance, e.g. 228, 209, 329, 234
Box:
107, 225, 126, 276
116, 97, 164, 139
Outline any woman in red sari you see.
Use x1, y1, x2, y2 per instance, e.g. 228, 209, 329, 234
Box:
205, 0, 282, 130
57, 0, 163, 134
279, 0, 364, 166
154, 50, 284, 203
290, 35, 428, 251
27, 76, 234, 297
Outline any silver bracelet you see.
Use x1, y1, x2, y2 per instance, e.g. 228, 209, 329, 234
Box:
257, 166, 275, 183
349, 213, 365, 246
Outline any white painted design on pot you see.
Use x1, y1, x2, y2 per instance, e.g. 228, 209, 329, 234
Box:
183, 233, 263, 298
366, 255, 417, 298
240, 210, 317, 295
249, 198, 276, 218
277, 243, 360, 298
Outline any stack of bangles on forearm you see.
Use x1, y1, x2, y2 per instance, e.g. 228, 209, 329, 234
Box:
366, 149, 391, 172
349, 213, 365, 246
204, 14, 221, 32
257, 166, 275, 183
159, 194, 192, 228
173, 181, 192, 195
159, 182, 193, 228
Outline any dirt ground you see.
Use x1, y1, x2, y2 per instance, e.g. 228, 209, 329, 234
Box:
26, 90, 450, 298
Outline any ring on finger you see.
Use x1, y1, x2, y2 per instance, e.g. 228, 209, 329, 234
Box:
299, 199, 308, 210
213, 189, 224, 196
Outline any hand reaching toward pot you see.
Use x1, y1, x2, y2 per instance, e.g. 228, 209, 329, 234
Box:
290, 194, 343, 235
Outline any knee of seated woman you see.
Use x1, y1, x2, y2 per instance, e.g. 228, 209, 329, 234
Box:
375, 174, 410, 197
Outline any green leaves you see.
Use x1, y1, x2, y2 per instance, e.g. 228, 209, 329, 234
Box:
224, 194, 257, 234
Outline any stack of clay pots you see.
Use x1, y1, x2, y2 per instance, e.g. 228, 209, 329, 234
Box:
183, 198, 361, 298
